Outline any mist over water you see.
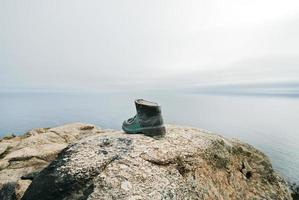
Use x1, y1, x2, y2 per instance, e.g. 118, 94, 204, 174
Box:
1, 0, 299, 192
0, 90, 298, 184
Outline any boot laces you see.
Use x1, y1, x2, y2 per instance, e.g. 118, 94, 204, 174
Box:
127, 115, 137, 124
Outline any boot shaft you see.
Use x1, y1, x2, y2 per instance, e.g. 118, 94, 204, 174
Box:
135, 99, 164, 127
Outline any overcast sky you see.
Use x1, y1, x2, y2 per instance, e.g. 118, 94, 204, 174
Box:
1, 0, 299, 91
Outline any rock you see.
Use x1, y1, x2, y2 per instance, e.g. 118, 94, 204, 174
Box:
240, 159, 253, 179
21, 171, 40, 181
0, 123, 102, 200
289, 183, 299, 200
15, 180, 31, 200
79, 125, 95, 130
1, 134, 16, 141
21, 125, 291, 200
0, 182, 16, 200
0, 161, 9, 170
0, 144, 9, 157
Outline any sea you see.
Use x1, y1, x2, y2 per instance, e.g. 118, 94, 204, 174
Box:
0, 90, 298, 184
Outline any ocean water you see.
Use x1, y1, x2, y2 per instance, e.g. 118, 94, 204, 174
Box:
0, 91, 298, 184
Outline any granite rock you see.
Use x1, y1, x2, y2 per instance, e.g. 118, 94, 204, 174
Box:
20, 125, 291, 200
0, 123, 102, 200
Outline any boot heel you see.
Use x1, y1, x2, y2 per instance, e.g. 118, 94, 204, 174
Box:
142, 126, 166, 137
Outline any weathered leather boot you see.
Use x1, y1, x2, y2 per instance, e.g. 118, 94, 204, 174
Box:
122, 99, 166, 137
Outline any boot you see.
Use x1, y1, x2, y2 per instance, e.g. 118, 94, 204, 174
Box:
122, 99, 166, 137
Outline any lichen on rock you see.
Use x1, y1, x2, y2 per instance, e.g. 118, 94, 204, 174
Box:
18, 124, 291, 200
0, 123, 102, 200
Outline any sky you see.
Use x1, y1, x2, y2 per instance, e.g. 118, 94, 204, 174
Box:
1, 0, 299, 91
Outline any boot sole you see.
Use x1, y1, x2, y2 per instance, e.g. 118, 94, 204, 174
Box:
122, 125, 166, 137
141, 126, 166, 137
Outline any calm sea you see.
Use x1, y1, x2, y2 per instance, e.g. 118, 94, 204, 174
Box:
0, 91, 298, 184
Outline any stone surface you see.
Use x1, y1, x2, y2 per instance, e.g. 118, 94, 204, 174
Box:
20, 124, 291, 200
15, 180, 31, 200
0, 123, 102, 200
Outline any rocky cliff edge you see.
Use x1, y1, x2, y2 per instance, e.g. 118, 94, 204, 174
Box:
0, 123, 292, 200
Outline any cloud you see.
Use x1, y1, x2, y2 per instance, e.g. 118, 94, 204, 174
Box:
0, 0, 299, 91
